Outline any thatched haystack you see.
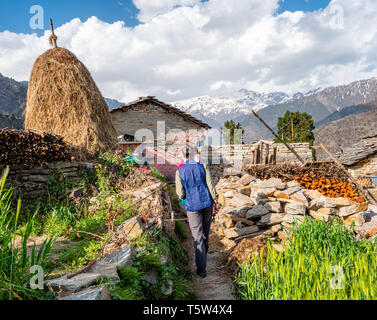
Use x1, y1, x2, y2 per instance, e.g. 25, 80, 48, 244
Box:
25, 47, 118, 158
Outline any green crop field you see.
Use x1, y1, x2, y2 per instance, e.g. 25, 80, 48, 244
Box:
236, 218, 377, 300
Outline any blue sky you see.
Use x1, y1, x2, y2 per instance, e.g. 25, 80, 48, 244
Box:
0, 0, 140, 34
0, 0, 331, 34
277, 0, 331, 14
1, 0, 375, 102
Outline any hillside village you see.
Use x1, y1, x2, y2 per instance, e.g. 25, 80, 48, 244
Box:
1, 22, 377, 301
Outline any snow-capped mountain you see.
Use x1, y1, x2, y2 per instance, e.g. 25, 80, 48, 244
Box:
172, 77, 377, 142
171, 87, 332, 128
172, 90, 294, 128
231, 89, 291, 111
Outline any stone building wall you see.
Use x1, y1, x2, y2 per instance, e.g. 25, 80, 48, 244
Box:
110, 102, 206, 141
0, 162, 87, 197
111, 102, 209, 182
201, 142, 312, 165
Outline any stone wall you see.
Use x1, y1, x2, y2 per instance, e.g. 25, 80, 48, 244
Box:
110, 102, 206, 140
214, 173, 377, 250
201, 142, 312, 165
1, 161, 87, 197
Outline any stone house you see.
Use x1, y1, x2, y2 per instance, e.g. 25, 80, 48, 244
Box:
337, 134, 377, 179
110, 96, 210, 140
337, 135, 377, 201
110, 96, 211, 181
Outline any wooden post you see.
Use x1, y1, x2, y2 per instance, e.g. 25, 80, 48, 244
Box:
264, 144, 270, 165
252, 110, 305, 164
273, 147, 277, 165
268, 154, 273, 165
256, 144, 261, 164
253, 146, 258, 164
315, 144, 377, 205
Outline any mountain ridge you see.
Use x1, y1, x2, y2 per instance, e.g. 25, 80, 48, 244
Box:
0, 73, 124, 129
0, 73, 27, 117
173, 77, 377, 142
1, 72, 376, 146
315, 108, 377, 156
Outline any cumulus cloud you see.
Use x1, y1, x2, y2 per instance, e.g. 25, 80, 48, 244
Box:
0, 0, 376, 103
134, 0, 201, 22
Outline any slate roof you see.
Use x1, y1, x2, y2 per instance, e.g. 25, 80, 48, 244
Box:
110, 96, 211, 129
337, 134, 377, 166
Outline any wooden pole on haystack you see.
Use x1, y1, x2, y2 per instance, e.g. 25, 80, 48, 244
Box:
314, 144, 377, 205
49, 19, 58, 48
252, 110, 305, 164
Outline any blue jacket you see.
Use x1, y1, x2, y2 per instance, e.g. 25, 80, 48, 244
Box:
177, 160, 214, 212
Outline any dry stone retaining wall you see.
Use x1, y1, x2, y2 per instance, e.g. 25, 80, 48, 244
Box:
0, 161, 89, 197
214, 172, 377, 250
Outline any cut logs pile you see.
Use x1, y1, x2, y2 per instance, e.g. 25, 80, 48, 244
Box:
246, 162, 363, 201
290, 174, 362, 202
0, 129, 73, 168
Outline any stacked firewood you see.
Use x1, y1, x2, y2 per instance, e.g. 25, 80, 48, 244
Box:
247, 162, 347, 181
0, 129, 73, 167
246, 162, 363, 202
290, 173, 362, 202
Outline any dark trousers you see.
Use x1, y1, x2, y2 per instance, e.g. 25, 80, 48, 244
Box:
187, 206, 213, 271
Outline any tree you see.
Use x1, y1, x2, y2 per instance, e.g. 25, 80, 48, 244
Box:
222, 120, 245, 145
275, 111, 316, 159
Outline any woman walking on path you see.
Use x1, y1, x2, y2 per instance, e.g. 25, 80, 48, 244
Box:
175, 145, 219, 278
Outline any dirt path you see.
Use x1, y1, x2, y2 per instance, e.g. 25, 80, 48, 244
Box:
166, 183, 234, 300
181, 219, 235, 300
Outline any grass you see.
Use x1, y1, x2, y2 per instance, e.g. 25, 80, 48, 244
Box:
20, 156, 135, 239
1, 152, 194, 300
55, 238, 105, 273
109, 229, 195, 300
0, 167, 55, 300
150, 167, 167, 183
174, 221, 187, 240
235, 218, 377, 300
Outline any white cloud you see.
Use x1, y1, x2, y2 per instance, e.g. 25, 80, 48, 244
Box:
133, 0, 202, 22
0, 0, 377, 103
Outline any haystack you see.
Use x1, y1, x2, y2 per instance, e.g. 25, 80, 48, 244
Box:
25, 47, 118, 158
